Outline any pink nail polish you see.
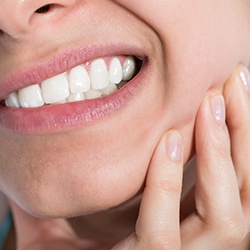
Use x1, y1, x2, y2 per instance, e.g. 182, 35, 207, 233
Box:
210, 95, 226, 125
240, 67, 250, 93
166, 132, 182, 161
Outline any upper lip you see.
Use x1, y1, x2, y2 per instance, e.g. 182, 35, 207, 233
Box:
0, 43, 146, 101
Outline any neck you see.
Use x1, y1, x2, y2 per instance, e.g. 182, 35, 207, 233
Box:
67, 194, 142, 244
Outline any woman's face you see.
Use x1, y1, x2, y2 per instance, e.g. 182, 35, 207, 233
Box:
0, 0, 249, 218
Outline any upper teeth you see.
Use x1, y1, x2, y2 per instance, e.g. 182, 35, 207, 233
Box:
5, 56, 136, 108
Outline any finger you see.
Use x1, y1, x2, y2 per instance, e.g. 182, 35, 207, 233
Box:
136, 131, 183, 249
223, 65, 250, 224
181, 92, 246, 249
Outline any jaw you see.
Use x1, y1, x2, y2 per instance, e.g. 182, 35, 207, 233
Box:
0, 79, 197, 219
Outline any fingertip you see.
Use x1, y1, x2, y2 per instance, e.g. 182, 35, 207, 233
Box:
224, 65, 250, 96
146, 131, 184, 195
195, 91, 230, 171
239, 65, 250, 94
165, 131, 183, 162
223, 65, 250, 129
195, 91, 226, 144
210, 94, 226, 126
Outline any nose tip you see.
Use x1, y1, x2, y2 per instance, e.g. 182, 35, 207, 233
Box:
0, 0, 77, 40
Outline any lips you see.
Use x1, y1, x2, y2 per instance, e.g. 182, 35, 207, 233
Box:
4, 56, 137, 108
0, 45, 147, 134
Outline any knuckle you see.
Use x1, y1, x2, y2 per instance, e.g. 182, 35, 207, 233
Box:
211, 133, 230, 158
157, 178, 182, 196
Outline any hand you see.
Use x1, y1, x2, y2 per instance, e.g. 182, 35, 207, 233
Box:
114, 66, 250, 249
180, 65, 250, 249
10, 66, 250, 250
223, 66, 250, 230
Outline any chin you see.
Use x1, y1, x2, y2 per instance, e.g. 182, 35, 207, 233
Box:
7, 142, 154, 219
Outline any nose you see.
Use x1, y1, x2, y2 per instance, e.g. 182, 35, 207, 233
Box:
0, 0, 77, 40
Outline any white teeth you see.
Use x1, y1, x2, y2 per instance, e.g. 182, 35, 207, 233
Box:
54, 99, 67, 104
69, 66, 90, 93
100, 82, 118, 97
18, 84, 44, 108
5, 92, 20, 108
122, 56, 136, 81
85, 89, 102, 100
90, 59, 109, 90
109, 58, 123, 84
67, 92, 85, 103
4, 56, 139, 108
41, 73, 69, 104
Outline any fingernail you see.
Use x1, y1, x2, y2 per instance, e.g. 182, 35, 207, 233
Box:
210, 95, 226, 125
240, 66, 250, 93
166, 132, 182, 161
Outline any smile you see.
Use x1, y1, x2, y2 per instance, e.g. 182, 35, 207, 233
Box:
0, 45, 147, 134
3, 56, 139, 108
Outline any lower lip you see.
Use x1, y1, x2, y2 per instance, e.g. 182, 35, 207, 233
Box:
0, 64, 147, 134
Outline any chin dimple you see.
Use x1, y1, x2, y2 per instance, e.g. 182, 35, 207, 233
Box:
4, 56, 137, 108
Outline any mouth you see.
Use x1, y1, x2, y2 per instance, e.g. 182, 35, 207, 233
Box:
0, 47, 146, 134
2, 55, 141, 108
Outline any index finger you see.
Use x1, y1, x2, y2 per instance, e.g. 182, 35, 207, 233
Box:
135, 131, 183, 249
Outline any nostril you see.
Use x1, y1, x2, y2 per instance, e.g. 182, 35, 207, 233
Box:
35, 4, 54, 14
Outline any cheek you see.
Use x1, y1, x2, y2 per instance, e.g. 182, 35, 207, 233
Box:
121, 0, 250, 78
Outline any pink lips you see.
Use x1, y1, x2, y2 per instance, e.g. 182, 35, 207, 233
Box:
0, 45, 146, 134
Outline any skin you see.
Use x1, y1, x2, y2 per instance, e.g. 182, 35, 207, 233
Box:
7, 71, 250, 249
0, 0, 250, 249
